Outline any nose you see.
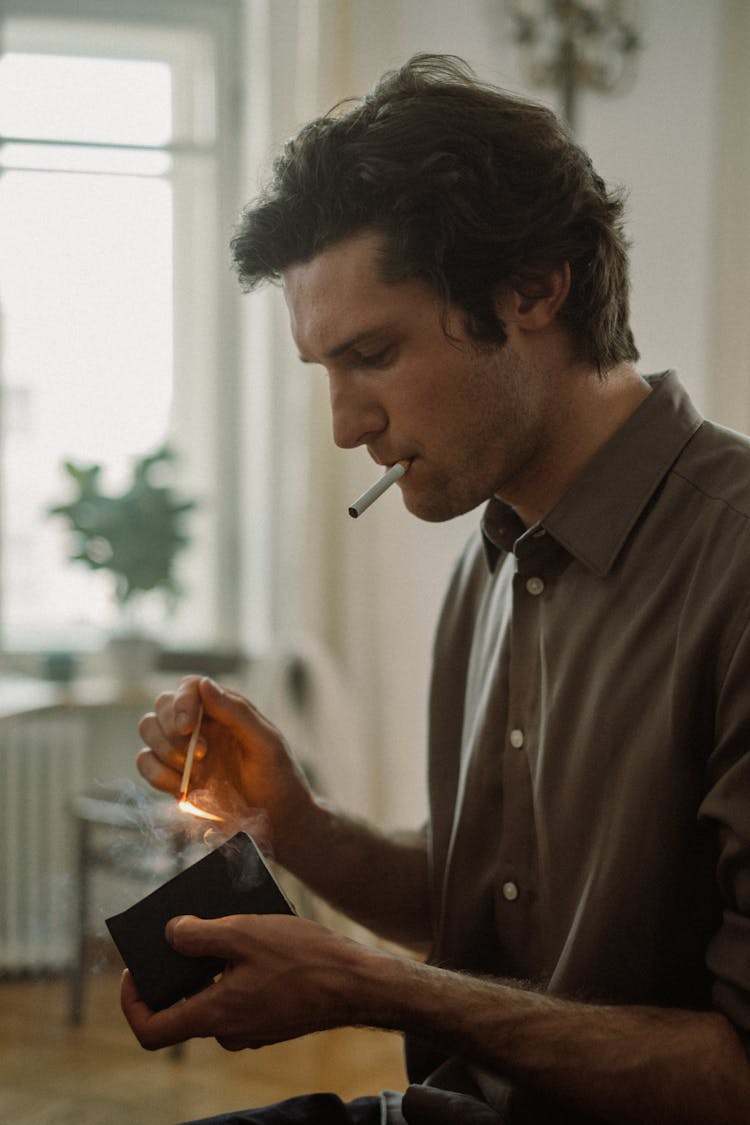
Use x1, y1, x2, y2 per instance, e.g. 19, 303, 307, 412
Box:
328, 371, 387, 450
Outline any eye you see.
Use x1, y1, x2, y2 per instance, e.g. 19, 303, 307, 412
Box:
354, 346, 394, 369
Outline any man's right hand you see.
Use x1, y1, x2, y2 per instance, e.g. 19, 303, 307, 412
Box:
138, 676, 432, 947
136, 676, 316, 862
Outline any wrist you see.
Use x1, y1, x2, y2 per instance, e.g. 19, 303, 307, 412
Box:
326, 939, 430, 1032
272, 791, 334, 875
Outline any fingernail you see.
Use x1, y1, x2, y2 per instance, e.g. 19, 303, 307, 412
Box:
175, 711, 190, 733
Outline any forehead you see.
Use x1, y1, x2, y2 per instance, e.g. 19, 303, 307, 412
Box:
282, 231, 384, 349
283, 229, 383, 297
282, 230, 432, 360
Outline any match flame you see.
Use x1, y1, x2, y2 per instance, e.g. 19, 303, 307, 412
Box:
178, 797, 222, 822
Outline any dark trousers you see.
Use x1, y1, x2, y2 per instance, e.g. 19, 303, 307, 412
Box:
177, 1093, 382, 1125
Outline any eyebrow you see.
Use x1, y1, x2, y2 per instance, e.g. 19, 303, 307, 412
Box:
298, 325, 391, 364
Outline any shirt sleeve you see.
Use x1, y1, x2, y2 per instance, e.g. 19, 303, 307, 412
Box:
700, 610, 750, 1052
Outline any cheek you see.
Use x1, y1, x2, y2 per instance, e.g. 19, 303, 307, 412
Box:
402, 360, 471, 424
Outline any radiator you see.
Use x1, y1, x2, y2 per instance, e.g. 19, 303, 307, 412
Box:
0, 712, 87, 973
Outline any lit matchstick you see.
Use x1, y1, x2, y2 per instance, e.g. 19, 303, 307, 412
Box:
178, 703, 203, 805
178, 797, 222, 821
348, 459, 410, 518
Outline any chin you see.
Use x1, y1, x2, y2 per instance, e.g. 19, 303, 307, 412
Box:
403, 487, 483, 524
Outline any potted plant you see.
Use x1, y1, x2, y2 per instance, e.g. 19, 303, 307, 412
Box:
48, 445, 196, 690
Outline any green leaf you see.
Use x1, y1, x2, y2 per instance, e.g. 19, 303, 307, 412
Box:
47, 446, 197, 606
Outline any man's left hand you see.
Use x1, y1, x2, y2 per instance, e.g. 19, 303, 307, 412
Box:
120, 913, 369, 1051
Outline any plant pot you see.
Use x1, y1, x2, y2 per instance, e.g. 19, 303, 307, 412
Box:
106, 631, 160, 697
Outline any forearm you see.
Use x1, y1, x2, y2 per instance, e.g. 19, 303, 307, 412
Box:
121, 912, 750, 1121
349, 951, 750, 1124
276, 795, 432, 947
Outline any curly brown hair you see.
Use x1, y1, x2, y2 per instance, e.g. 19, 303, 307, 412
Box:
231, 54, 638, 371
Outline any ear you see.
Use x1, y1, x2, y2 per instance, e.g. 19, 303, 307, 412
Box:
497, 262, 571, 332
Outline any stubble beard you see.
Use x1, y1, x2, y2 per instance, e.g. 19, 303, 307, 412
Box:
403, 345, 547, 523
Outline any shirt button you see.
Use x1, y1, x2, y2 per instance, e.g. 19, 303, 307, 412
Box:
502, 880, 519, 902
525, 576, 545, 596
509, 728, 525, 749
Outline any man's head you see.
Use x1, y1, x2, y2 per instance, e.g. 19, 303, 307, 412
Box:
231, 53, 638, 373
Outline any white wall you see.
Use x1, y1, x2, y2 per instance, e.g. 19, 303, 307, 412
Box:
238, 1, 729, 828
578, 0, 722, 413
344, 0, 722, 408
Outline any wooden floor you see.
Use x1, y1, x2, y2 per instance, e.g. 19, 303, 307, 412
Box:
0, 969, 408, 1124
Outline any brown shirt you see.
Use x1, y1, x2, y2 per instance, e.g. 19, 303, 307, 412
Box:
405, 371, 750, 1120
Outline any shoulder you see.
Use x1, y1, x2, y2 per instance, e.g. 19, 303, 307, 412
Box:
664, 420, 750, 668
674, 420, 750, 522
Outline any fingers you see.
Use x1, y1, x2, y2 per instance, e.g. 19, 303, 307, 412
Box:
136, 676, 208, 793
167, 675, 253, 738
120, 917, 246, 1051
120, 969, 203, 1050
121, 915, 344, 1054
139, 675, 206, 748
138, 677, 260, 758
135, 746, 180, 794
136, 675, 292, 815
172, 675, 207, 734
154, 675, 204, 738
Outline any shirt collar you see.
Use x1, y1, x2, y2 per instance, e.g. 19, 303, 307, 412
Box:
481, 371, 704, 576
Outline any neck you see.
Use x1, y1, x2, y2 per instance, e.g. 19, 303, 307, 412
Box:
507, 363, 651, 527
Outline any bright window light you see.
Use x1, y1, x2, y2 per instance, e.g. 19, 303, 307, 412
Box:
0, 51, 175, 649
0, 52, 172, 146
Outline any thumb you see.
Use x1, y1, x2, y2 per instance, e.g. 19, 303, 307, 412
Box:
166, 914, 238, 959
198, 677, 263, 739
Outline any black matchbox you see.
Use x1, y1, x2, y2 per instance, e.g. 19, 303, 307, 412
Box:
106, 831, 295, 1012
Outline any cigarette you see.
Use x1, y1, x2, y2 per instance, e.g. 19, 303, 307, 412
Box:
178, 704, 204, 803
348, 460, 410, 518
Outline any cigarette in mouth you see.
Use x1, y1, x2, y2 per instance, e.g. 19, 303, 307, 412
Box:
348, 459, 410, 518
178, 703, 204, 803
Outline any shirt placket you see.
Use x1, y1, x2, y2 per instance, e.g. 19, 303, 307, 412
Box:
493, 532, 550, 972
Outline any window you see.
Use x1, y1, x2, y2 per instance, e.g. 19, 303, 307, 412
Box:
0, 1, 242, 659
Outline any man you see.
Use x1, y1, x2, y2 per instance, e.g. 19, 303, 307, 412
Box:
124, 55, 750, 1123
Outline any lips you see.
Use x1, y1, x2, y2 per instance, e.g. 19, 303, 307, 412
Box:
370, 451, 414, 468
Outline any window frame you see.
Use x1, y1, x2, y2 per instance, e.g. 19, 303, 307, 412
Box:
0, 0, 244, 661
